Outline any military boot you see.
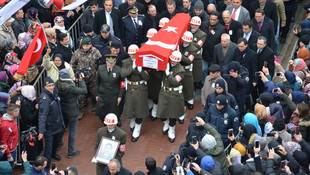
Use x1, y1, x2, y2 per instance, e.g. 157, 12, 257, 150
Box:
132, 123, 141, 142
151, 104, 158, 121
168, 126, 176, 143
162, 119, 169, 134
130, 118, 135, 132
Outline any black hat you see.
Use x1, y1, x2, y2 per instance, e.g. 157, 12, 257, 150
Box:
215, 79, 225, 89
110, 40, 121, 49
215, 94, 227, 105
273, 118, 285, 131
208, 64, 221, 72
228, 61, 240, 72
44, 76, 54, 85
145, 157, 156, 170
105, 54, 117, 63
83, 24, 93, 33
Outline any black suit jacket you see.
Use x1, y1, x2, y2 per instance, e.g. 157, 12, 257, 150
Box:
118, 2, 145, 17
145, 13, 160, 31
103, 166, 132, 175
236, 29, 261, 50
222, 19, 242, 43
252, 17, 275, 51
93, 8, 122, 39
253, 45, 275, 78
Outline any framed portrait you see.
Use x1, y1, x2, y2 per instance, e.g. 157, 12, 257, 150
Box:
95, 136, 120, 165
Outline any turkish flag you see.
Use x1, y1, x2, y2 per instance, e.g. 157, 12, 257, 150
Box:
0, 0, 7, 6
16, 26, 47, 76
135, 13, 191, 71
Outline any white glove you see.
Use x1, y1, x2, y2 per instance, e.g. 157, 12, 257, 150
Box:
132, 60, 136, 69
165, 63, 170, 76
137, 66, 142, 72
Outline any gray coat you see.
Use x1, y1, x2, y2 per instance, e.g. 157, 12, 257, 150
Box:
226, 5, 250, 24
213, 42, 238, 67
81, 7, 103, 27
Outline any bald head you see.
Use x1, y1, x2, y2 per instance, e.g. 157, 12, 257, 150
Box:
222, 10, 231, 24
207, 4, 216, 14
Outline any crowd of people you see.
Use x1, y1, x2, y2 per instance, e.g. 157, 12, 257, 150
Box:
0, 0, 308, 174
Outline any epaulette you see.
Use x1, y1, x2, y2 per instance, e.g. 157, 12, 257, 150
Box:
138, 14, 144, 16
122, 15, 129, 19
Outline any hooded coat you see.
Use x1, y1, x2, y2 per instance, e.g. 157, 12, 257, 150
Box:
43, 55, 74, 82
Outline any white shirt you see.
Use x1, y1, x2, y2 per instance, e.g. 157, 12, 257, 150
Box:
105, 10, 114, 36
131, 17, 138, 28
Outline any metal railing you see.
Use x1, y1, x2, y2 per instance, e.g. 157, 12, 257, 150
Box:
33, 68, 47, 97
68, 7, 88, 51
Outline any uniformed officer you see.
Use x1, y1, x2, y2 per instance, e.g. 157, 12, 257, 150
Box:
157, 51, 185, 143
190, 16, 207, 89
179, 31, 198, 114
94, 113, 127, 175
122, 6, 147, 49
120, 44, 149, 142
95, 54, 125, 124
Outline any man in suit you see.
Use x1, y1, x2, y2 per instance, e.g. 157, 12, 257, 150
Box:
93, 0, 122, 39
236, 20, 261, 50
160, 0, 178, 19
213, 33, 238, 67
201, 11, 225, 84
252, 36, 275, 102
119, 0, 145, 17
182, 0, 193, 14
221, 10, 242, 43
122, 6, 147, 49
81, 0, 102, 28
225, 0, 250, 24
145, 4, 160, 31
252, 9, 275, 51
103, 159, 132, 175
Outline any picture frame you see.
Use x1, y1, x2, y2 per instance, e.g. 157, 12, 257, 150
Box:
95, 136, 120, 165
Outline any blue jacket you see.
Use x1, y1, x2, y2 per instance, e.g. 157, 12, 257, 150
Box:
38, 88, 65, 136
122, 15, 147, 48
92, 34, 123, 58
205, 104, 239, 144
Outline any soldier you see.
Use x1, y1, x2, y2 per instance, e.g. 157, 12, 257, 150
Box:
158, 17, 169, 28
70, 37, 102, 118
120, 44, 149, 142
94, 113, 127, 175
179, 31, 198, 114
95, 54, 125, 125
122, 6, 147, 49
190, 16, 206, 90
157, 51, 185, 143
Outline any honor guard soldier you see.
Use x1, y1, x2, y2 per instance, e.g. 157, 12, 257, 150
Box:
157, 51, 185, 143
190, 16, 207, 89
158, 17, 169, 28
122, 6, 147, 49
120, 44, 150, 142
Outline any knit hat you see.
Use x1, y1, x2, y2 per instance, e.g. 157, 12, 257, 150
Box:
268, 139, 280, 149
44, 76, 54, 85
300, 35, 310, 46
83, 24, 93, 33
186, 146, 197, 158
208, 64, 221, 72
215, 94, 227, 106
291, 91, 306, 104
287, 160, 300, 174
201, 134, 216, 150
228, 61, 240, 72
81, 37, 91, 45
194, 0, 204, 10
215, 79, 225, 89
254, 103, 267, 120
59, 69, 71, 80
244, 113, 262, 136
285, 71, 296, 84
273, 118, 285, 131
200, 155, 214, 171
229, 148, 242, 165
233, 142, 246, 156
293, 151, 310, 168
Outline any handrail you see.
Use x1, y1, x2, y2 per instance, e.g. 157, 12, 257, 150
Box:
33, 67, 47, 97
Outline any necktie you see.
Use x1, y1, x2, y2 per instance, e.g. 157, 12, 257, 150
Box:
231, 9, 236, 20
257, 49, 261, 54
258, 22, 262, 31
134, 19, 138, 29
108, 68, 111, 75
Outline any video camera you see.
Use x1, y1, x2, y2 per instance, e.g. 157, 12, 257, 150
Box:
74, 67, 91, 79
21, 126, 37, 151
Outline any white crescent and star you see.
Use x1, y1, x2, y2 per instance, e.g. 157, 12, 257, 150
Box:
163, 26, 178, 34
33, 38, 42, 53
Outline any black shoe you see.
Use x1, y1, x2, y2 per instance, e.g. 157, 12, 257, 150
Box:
52, 154, 62, 161
150, 116, 157, 121
162, 129, 168, 135
117, 120, 122, 126
169, 137, 175, 143
57, 142, 64, 150
67, 151, 80, 159
187, 103, 194, 110
130, 127, 135, 132
131, 136, 139, 142
91, 105, 96, 112
178, 118, 184, 124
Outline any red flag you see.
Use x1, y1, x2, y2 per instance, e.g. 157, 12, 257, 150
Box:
0, 0, 7, 6
16, 26, 47, 76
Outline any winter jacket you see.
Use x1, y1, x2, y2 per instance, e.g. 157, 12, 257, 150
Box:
0, 24, 17, 44
43, 55, 74, 82
204, 91, 239, 115
265, 159, 276, 175
54, 43, 73, 63
0, 114, 18, 156
229, 158, 266, 175
298, 117, 310, 142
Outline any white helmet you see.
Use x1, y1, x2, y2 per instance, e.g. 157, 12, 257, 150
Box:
128, 44, 139, 54
190, 16, 201, 26
147, 28, 158, 38
182, 31, 193, 42
159, 17, 169, 28
104, 113, 118, 125
169, 51, 182, 62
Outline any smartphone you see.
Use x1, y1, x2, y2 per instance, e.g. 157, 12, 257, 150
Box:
267, 132, 275, 137
228, 129, 233, 137
255, 140, 260, 148
191, 136, 197, 144
272, 88, 278, 93
296, 126, 300, 135
255, 72, 260, 76
264, 61, 268, 67
190, 118, 198, 123
183, 158, 189, 168
280, 160, 287, 169
276, 72, 281, 76
51, 162, 56, 171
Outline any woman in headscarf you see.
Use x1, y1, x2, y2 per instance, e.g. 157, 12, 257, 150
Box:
243, 113, 262, 136
3, 52, 20, 72
43, 49, 74, 82
17, 21, 41, 53
53, 16, 73, 48
25, 7, 41, 29
0, 38, 17, 64
290, 102, 310, 143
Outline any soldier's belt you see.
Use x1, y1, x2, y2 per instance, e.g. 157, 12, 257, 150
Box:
184, 64, 193, 71
162, 86, 183, 93
127, 80, 147, 85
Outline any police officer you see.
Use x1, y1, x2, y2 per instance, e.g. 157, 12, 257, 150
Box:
94, 113, 127, 175
122, 6, 147, 49
95, 54, 125, 125
157, 51, 185, 143
190, 16, 206, 89
120, 44, 149, 142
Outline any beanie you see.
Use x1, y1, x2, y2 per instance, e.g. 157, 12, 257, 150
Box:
285, 71, 296, 84
81, 37, 92, 45
186, 146, 197, 158
228, 61, 240, 72
233, 142, 246, 156
301, 35, 310, 46
229, 148, 242, 165
59, 68, 71, 80
44, 76, 54, 85
215, 94, 227, 106
215, 79, 225, 89
83, 24, 93, 33
273, 118, 285, 131
291, 91, 306, 104
201, 134, 216, 150
194, 0, 204, 10
200, 155, 214, 171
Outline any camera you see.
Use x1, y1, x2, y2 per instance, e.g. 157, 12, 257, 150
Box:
52, 163, 69, 175
267, 132, 275, 137
191, 136, 197, 144
190, 118, 198, 123
21, 126, 37, 151
74, 67, 91, 79
168, 152, 176, 159
272, 88, 278, 93
276, 72, 281, 76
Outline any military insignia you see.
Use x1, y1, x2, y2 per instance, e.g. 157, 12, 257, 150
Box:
198, 40, 204, 47
224, 120, 228, 125
224, 113, 228, 118
184, 51, 188, 56
211, 30, 215, 35
229, 30, 233, 35
194, 38, 197, 41
102, 25, 108, 31
234, 117, 239, 122
138, 20, 143, 26
245, 77, 249, 81
113, 73, 116, 78
112, 136, 116, 140
43, 95, 47, 99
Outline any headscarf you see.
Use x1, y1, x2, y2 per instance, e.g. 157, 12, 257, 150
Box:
27, 7, 38, 20
294, 58, 307, 71
240, 124, 257, 146
244, 113, 262, 136
291, 91, 306, 104
17, 32, 32, 49
53, 16, 66, 31
4, 52, 18, 65
259, 92, 274, 107
53, 53, 65, 70
1, 38, 14, 50
21, 85, 36, 101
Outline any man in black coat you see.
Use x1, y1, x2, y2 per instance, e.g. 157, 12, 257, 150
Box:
160, 0, 179, 19
145, 4, 160, 31
252, 36, 275, 102
11, 9, 26, 40
252, 9, 275, 51
81, 0, 103, 27
54, 33, 73, 63
221, 10, 242, 43
119, 0, 145, 17
236, 20, 261, 50
93, 0, 122, 39
103, 159, 132, 175
201, 11, 225, 84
